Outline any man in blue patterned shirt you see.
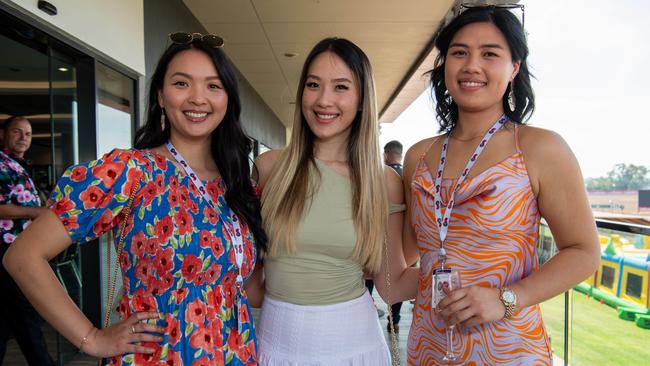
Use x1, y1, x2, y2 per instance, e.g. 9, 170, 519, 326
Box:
0, 116, 54, 365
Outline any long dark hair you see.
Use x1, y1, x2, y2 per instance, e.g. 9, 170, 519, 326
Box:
430, 7, 535, 132
134, 40, 267, 255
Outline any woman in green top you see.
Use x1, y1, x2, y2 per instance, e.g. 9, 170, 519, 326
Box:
251, 37, 417, 365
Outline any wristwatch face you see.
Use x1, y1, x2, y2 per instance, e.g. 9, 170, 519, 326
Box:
503, 290, 515, 304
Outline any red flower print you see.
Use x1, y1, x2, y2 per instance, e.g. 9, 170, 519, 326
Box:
227, 327, 244, 355
192, 356, 219, 366
206, 181, 221, 200
121, 167, 143, 196
189, 325, 215, 355
181, 255, 202, 283
154, 174, 165, 195
149, 277, 164, 296
117, 296, 131, 318
174, 207, 193, 236
133, 341, 162, 364
91, 160, 124, 188
154, 247, 174, 274
223, 284, 235, 308
203, 206, 217, 225
199, 230, 214, 249
52, 197, 74, 215
206, 288, 223, 310
185, 298, 207, 326
145, 237, 158, 256
92, 210, 114, 237
211, 317, 223, 344
118, 250, 130, 270
164, 348, 183, 366
171, 288, 188, 305
247, 341, 257, 364
238, 303, 250, 323
189, 200, 199, 214
131, 288, 158, 313
222, 271, 236, 287
196, 272, 207, 286
166, 313, 181, 346
168, 191, 180, 208
237, 341, 252, 363
130, 231, 148, 258
188, 181, 199, 197
70, 166, 87, 182
154, 153, 167, 171
134, 257, 153, 285
178, 186, 190, 206
205, 262, 222, 285
169, 175, 179, 191
211, 237, 225, 258
60, 216, 79, 231
154, 216, 173, 244
142, 181, 157, 206
160, 272, 174, 292
79, 185, 105, 209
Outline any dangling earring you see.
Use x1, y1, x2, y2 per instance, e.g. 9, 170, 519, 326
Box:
507, 81, 516, 112
160, 108, 166, 131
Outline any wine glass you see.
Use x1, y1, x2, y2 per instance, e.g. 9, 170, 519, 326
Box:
432, 269, 462, 365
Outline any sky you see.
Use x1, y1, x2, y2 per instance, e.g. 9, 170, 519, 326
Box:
380, 0, 650, 179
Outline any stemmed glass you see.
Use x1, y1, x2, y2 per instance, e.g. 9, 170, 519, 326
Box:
433, 269, 462, 365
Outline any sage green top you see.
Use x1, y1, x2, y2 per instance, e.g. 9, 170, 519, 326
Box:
264, 160, 405, 305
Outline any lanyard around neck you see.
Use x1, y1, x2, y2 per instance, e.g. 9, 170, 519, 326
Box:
433, 115, 508, 267
165, 142, 245, 288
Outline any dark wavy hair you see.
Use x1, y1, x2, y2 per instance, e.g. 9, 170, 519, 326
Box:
134, 39, 267, 255
429, 7, 535, 132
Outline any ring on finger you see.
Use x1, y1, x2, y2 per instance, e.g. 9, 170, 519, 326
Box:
131, 325, 136, 334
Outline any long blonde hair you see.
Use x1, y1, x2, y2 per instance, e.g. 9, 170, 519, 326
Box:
261, 38, 388, 273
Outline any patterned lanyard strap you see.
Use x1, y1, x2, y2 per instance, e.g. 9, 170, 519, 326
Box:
433, 114, 508, 268
165, 142, 245, 289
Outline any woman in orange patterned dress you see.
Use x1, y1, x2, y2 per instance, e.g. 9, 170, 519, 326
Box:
400, 6, 601, 365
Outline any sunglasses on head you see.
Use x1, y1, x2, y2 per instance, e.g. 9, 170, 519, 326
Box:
168, 32, 225, 48
458, 3, 525, 28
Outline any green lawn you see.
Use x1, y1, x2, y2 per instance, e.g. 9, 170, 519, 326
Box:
540, 291, 650, 365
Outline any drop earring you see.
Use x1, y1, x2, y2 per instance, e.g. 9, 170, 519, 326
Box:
507, 81, 516, 112
160, 108, 166, 131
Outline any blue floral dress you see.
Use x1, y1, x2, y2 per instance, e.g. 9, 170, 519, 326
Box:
48, 149, 258, 365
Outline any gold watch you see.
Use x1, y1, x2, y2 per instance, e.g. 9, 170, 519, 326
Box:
499, 287, 517, 319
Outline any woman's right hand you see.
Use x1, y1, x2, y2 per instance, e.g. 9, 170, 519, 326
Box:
82, 312, 165, 357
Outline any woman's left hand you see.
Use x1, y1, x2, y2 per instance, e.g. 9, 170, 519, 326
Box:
436, 286, 506, 328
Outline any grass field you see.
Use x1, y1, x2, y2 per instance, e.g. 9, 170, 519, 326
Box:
540, 291, 650, 365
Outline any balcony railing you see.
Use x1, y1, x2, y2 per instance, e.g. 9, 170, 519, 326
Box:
538, 219, 650, 365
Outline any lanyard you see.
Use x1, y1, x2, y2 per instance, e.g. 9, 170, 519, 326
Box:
165, 143, 245, 289
433, 115, 507, 268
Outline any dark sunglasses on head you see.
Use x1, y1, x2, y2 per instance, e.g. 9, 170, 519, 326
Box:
458, 3, 525, 28
168, 32, 224, 48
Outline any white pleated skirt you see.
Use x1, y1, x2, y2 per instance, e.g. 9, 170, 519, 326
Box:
257, 290, 391, 366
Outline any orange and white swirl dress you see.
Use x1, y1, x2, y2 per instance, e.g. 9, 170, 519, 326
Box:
407, 140, 553, 365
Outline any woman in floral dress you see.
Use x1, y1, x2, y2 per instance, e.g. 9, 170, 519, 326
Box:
3, 33, 266, 365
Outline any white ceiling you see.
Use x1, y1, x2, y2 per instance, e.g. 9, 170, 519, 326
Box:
183, 0, 454, 127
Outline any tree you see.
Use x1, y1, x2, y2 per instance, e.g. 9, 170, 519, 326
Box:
586, 164, 650, 190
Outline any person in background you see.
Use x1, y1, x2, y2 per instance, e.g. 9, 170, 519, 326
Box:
365, 139, 406, 331
401, 6, 600, 364
3, 33, 266, 365
0, 116, 55, 366
383, 140, 403, 176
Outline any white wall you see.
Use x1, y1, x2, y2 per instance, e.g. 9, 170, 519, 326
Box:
9, 0, 145, 74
